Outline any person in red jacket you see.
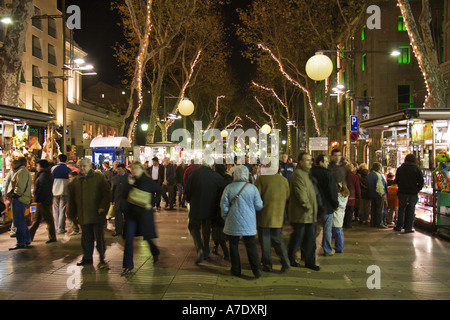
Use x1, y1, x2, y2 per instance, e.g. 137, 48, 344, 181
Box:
343, 163, 361, 228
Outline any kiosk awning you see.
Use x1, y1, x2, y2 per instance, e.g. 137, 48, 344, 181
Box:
0, 104, 54, 124
360, 108, 450, 129
90, 136, 131, 148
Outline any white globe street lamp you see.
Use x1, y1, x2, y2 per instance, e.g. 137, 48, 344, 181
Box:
178, 98, 195, 116
305, 52, 334, 81
261, 124, 271, 135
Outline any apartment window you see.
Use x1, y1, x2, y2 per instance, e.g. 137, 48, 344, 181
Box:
48, 44, 57, 65
20, 67, 26, 84
48, 72, 57, 93
32, 65, 42, 88
398, 16, 407, 31
32, 35, 42, 59
362, 53, 367, 71
398, 46, 410, 64
32, 6, 42, 30
48, 18, 57, 38
397, 84, 413, 109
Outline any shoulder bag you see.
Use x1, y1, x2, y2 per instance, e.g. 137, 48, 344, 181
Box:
127, 186, 153, 209
230, 182, 248, 207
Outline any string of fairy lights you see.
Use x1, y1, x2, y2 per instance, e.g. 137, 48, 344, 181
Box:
206, 95, 226, 131
165, 49, 202, 137
257, 43, 321, 136
396, 0, 430, 108
252, 81, 292, 151
254, 96, 275, 128
129, 0, 153, 140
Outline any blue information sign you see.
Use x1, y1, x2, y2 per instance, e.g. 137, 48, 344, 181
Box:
350, 115, 358, 132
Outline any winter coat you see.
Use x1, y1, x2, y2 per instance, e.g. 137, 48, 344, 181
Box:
288, 167, 318, 224
387, 184, 399, 207
254, 174, 289, 228
221, 181, 263, 236
329, 162, 348, 185
394, 162, 424, 195
163, 163, 176, 185
346, 171, 361, 206
279, 161, 295, 181
124, 174, 161, 240
34, 168, 54, 205
51, 162, 72, 196
367, 171, 387, 199
68, 169, 111, 225
310, 165, 339, 214
7, 164, 32, 205
111, 172, 129, 211
333, 194, 349, 228
185, 166, 225, 220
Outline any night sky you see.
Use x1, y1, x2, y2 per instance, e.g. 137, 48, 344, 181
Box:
59, 0, 254, 90
60, 0, 125, 86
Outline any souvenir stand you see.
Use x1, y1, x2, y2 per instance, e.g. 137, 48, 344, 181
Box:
360, 108, 450, 236
89, 136, 132, 167
0, 104, 55, 224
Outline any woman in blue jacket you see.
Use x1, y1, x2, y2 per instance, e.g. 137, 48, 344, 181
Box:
220, 165, 263, 278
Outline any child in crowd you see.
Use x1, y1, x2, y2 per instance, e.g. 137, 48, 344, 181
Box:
387, 180, 399, 225
332, 182, 350, 253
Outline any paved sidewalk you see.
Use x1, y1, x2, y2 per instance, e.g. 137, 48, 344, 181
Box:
0, 207, 449, 300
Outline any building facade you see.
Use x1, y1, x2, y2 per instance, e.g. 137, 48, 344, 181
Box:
347, 0, 445, 165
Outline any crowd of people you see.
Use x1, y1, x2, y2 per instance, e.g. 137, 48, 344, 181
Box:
2, 149, 424, 278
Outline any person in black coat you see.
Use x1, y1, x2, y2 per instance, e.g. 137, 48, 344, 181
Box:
394, 154, 424, 233
211, 163, 232, 260
29, 159, 57, 243
121, 161, 163, 276
185, 160, 225, 264
310, 155, 339, 256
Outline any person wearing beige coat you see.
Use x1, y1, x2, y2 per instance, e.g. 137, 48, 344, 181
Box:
287, 152, 321, 271
254, 171, 290, 272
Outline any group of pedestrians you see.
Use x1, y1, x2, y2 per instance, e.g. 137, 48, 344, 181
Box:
4, 148, 424, 279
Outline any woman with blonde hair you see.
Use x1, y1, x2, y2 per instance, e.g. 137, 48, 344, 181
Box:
121, 161, 162, 276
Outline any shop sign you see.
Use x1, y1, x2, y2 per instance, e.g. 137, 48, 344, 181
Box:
309, 137, 329, 151
412, 123, 432, 142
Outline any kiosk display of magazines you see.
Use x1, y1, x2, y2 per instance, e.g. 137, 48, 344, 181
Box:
360, 108, 450, 237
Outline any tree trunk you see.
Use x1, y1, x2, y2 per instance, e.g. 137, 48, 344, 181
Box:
398, 0, 446, 109
0, 0, 34, 106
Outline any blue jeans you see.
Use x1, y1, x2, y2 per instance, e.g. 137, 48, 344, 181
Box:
322, 213, 333, 255
123, 217, 159, 269
12, 200, 30, 246
332, 227, 344, 253
396, 193, 418, 231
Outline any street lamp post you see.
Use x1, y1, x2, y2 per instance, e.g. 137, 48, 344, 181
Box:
306, 49, 400, 161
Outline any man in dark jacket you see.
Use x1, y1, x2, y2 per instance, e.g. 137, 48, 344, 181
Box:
328, 149, 347, 186
68, 158, 111, 268
311, 154, 339, 256
148, 157, 164, 209
111, 163, 129, 236
279, 153, 295, 182
394, 154, 424, 233
29, 160, 56, 243
185, 160, 225, 264
162, 157, 176, 210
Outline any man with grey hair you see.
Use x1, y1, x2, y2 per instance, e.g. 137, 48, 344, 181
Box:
185, 158, 225, 264
68, 158, 111, 268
